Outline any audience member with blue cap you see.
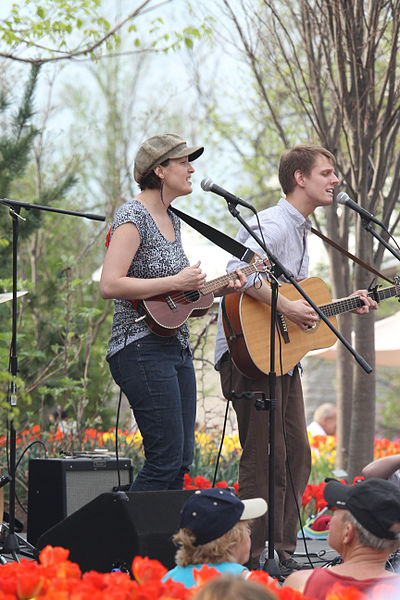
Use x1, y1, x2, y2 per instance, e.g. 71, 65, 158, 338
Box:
163, 487, 268, 588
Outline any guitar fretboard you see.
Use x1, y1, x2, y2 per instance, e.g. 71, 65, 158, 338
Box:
200, 260, 269, 296
319, 284, 400, 317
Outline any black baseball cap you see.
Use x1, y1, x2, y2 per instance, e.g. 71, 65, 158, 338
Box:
324, 478, 400, 540
179, 488, 267, 546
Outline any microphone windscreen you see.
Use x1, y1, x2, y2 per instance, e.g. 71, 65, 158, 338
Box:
336, 191, 349, 205
200, 178, 213, 192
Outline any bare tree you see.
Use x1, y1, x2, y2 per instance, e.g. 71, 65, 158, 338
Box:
214, 0, 400, 477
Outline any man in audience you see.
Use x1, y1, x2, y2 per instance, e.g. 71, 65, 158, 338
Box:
283, 478, 400, 598
307, 403, 337, 437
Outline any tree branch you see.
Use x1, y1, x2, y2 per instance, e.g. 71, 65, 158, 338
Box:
0, 0, 171, 64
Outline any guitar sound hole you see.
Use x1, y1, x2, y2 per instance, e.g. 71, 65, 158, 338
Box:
305, 319, 320, 333
184, 290, 200, 303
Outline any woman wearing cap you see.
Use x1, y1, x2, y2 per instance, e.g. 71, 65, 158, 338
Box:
163, 488, 268, 587
100, 134, 246, 491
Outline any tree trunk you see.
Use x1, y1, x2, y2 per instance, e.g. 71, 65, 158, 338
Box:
326, 222, 353, 472
347, 230, 376, 479
348, 311, 376, 478
335, 315, 353, 471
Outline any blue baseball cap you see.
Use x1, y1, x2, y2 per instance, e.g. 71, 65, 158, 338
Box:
179, 488, 267, 546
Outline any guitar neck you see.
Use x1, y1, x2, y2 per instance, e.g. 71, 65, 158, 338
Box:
320, 284, 400, 317
200, 261, 266, 296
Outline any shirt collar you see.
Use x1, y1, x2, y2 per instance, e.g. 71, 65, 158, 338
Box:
278, 197, 312, 230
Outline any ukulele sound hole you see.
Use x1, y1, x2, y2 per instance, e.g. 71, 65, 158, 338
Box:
185, 290, 200, 303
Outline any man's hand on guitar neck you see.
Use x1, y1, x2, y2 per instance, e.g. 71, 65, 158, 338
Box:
347, 289, 378, 315
246, 280, 378, 332
214, 268, 248, 297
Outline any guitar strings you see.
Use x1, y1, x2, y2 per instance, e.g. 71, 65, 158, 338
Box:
143, 259, 270, 305
164, 280, 398, 308
320, 283, 398, 317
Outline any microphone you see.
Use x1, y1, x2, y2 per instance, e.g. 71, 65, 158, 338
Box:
336, 192, 387, 230
201, 178, 254, 210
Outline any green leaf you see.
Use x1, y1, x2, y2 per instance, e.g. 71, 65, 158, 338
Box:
36, 6, 45, 18
184, 37, 193, 49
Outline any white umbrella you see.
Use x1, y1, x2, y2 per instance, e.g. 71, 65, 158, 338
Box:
308, 311, 400, 367
0, 290, 27, 304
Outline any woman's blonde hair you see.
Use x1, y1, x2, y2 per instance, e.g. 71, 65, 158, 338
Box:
173, 520, 250, 566
192, 574, 277, 600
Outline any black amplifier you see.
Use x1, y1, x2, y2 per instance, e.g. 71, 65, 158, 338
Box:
27, 456, 132, 545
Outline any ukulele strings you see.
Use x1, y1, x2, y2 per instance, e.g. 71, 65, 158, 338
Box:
160, 272, 239, 304
153, 258, 269, 304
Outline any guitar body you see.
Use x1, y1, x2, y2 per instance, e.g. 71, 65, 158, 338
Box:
141, 291, 214, 337
223, 277, 338, 377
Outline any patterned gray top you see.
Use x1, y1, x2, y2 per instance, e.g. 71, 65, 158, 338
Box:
106, 200, 190, 359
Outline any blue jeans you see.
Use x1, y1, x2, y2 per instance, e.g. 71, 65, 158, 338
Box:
108, 334, 196, 491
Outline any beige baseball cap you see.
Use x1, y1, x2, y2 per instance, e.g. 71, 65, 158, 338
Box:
133, 133, 204, 183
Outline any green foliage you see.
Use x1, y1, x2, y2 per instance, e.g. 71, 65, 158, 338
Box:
0, 63, 115, 437
0, 371, 31, 426
3, 0, 108, 51
0, 272, 114, 431
0, 1, 213, 63
0, 64, 40, 204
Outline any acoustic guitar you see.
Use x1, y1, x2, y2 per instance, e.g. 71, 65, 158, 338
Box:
222, 276, 400, 378
135, 259, 270, 337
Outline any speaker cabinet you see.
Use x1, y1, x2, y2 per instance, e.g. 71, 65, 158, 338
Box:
36, 490, 195, 572
27, 457, 132, 545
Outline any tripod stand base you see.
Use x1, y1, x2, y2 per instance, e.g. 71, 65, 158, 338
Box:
0, 522, 36, 562
262, 557, 282, 578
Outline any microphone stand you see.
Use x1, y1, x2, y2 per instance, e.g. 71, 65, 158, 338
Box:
0, 198, 105, 561
224, 199, 371, 578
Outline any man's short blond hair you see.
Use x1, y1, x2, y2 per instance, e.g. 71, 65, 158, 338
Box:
313, 402, 336, 423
